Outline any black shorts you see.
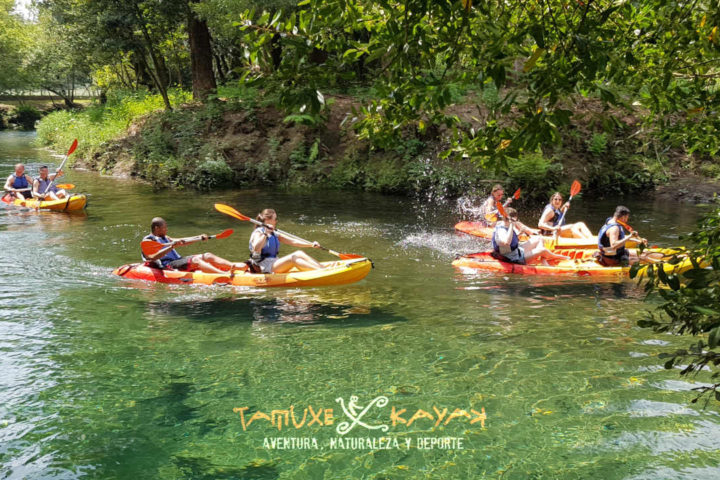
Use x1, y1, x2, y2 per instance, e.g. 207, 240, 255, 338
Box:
164, 256, 193, 271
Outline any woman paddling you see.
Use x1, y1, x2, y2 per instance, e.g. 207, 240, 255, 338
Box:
538, 192, 593, 239
248, 209, 325, 273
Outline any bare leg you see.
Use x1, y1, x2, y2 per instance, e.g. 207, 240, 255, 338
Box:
271, 251, 325, 273
199, 252, 244, 272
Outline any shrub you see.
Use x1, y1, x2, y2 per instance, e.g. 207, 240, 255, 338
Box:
505, 152, 562, 197
12, 105, 42, 130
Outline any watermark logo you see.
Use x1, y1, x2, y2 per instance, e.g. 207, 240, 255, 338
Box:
335, 395, 389, 435
233, 394, 487, 451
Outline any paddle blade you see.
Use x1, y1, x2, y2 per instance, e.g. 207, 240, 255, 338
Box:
570, 180, 581, 197
140, 240, 166, 257
214, 203, 250, 221
338, 253, 365, 260
55, 183, 75, 190
496, 202, 508, 219
215, 228, 234, 239
67, 139, 78, 156
513, 188, 521, 200
616, 219, 634, 232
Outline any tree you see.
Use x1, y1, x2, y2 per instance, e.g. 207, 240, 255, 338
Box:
231, 0, 720, 163
0, 0, 28, 93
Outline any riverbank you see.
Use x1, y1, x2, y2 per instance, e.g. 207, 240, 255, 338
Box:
34, 88, 720, 203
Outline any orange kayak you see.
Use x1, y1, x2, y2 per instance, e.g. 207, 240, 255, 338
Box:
113, 258, 373, 288
452, 252, 695, 278
2, 193, 87, 212
454, 221, 639, 249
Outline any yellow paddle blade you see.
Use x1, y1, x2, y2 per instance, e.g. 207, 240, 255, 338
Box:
214, 203, 250, 221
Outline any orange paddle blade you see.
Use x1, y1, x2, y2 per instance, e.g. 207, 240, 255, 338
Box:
337, 252, 365, 260
616, 219, 634, 232
67, 139, 78, 156
496, 202, 508, 219
570, 180, 581, 197
215, 228, 234, 239
141, 240, 169, 257
214, 203, 250, 221
513, 188, 521, 200
55, 183, 75, 189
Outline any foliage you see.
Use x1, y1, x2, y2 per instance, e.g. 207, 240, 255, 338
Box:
11, 105, 42, 130
587, 133, 608, 155
0, 0, 29, 93
505, 153, 562, 198
36, 89, 191, 158
230, 0, 720, 169
633, 208, 720, 405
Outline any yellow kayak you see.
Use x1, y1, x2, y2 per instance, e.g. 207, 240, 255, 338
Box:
2, 193, 87, 212
453, 252, 697, 278
113, 258, 373, 288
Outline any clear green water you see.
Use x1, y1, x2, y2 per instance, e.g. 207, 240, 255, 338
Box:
1, 131, 718, 479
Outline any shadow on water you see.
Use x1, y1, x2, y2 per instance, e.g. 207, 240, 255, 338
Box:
144, 296, 408, 328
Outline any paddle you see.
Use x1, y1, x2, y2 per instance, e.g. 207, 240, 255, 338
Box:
43, 139, 78, 195
141, 229, 234, 257
484, 188, 521, 222
214, 203, 364, 260
55, 183, 75, 190
553, 180, 581, 239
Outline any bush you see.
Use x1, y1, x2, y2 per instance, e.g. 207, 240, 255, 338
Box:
12, 105, 42, 130
505, 152, 562, 198
36, 89, 192, 160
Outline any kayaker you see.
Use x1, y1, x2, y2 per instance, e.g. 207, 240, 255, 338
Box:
596, 206, 647, 266
142, 217, 241, 273
248, 208, 325, 273
479, 184, 512, 226
538, 192, 593, 238
3, 164, 34, 201
32, 166, 68, 201
492, 207, 570, 265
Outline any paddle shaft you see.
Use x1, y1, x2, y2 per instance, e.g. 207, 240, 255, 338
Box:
45, 140, 78, 194
249, 217, 324, 250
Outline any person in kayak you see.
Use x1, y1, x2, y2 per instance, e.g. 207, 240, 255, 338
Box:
478, 184, 514, 227
32, 166, 68, 201
3, 164, 34, 201
493, 207, 570, 265
538, 192, 593, 238
596, 206, 647, 266
143, 217, 241, 273
248, 208, 325, 273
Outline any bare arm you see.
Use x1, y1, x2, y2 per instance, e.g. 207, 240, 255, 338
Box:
277, 232, 317, 248
607, 226, 640, 250
538, 209, 557, 232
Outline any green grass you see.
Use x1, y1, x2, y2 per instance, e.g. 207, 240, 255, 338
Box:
35, 89, 192, 160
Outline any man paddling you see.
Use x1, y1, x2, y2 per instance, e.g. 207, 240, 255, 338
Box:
596, 206, 647, 266
3, 164, 34, 201
32, 166, 67, 201
143, 217, 242, 274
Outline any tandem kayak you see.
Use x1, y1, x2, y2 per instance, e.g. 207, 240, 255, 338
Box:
1, 193, 87, 212
452, 252, 696, 278
454, 221, 640, 249
113, 258, 373, 288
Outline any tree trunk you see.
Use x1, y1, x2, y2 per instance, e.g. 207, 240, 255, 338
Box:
188, 12, 216, 101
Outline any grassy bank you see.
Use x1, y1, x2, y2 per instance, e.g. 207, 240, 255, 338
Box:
35, 87, 684, 200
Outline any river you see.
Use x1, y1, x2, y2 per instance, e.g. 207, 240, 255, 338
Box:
1, 130, 718, 479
